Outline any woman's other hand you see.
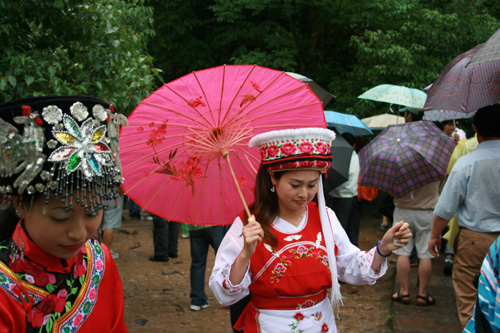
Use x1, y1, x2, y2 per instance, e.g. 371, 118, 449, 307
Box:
379, 221, 412, 254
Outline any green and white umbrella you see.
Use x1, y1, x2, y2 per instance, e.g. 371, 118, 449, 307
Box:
358, 84, 427, 109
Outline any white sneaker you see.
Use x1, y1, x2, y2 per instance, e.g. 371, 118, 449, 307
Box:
189, 302, 209, 311
140, 215, 153, 221
110, 249, 119, 259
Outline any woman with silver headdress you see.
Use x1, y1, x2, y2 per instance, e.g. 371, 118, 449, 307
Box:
209, 127, 412, 332
0, 96, 127, 332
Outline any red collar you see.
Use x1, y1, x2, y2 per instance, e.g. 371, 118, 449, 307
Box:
12, 221, 77, 274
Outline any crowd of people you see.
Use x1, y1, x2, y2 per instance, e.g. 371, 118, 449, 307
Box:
0, 92, 498, 332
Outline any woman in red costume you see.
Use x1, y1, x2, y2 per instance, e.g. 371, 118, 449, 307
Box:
209, 127, 412, 332
0, 96, 127, 332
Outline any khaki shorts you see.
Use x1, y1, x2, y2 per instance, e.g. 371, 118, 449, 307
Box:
393, 207, 434, 259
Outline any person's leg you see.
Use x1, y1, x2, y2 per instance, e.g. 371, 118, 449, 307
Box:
168, 221, 180, 257
453, 229, 499, 327
380, 215, 390, 231
151, 215, 169, 260
396, 255, 411, 297
392, 207, 412, 303
330, 197, 351, 240
230, 293, 252, 332
102, 228, 114, 246
140, 209, 153, 221
101, 196, 123, 258
417, 258, 432, 298
189, 228, 209, 307
377, 191, 394, 222
206, 226, 227, 253
443, 243, 454, 276
410, 246, 419, 267
128, 198, 140, 217
347, 197, 362, 247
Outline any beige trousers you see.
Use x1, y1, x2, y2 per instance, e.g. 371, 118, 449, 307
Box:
452, 228, 500, 327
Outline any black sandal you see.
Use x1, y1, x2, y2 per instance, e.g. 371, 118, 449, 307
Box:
390, 292, 411, 304
416, 295, 436, 306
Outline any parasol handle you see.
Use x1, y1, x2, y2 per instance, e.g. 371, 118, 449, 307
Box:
221, 148, 252, 219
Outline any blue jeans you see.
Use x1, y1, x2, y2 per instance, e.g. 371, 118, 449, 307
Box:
189, 226, 226, 305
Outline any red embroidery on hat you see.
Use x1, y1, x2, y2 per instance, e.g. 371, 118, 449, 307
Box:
298, 141, 314, 153
280, 142, 297, 156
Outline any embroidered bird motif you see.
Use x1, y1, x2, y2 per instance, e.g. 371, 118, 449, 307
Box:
315, 232, 322, 248
264, 243, 279, 258
284, 235, 302, 241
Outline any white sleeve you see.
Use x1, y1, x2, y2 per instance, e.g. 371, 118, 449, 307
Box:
209, 216, 252, 306
327, 208, 387, 285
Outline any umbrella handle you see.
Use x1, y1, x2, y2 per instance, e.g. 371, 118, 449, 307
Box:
221, 148, 252, 219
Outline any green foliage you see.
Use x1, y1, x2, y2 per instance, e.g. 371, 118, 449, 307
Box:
148, 0, 499, 118
0, 0, 159, 114
6, 0, 497, 119
336, 0, 500, 117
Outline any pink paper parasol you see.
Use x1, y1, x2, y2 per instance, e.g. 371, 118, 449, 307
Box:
119, 64, 327, 225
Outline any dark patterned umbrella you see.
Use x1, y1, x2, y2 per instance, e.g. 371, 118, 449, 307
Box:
358, 121, 456, 198
467, 28, 500, 67
423, 44, 500, 114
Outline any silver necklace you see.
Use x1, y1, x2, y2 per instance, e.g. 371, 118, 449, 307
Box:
291, 209, 306, 227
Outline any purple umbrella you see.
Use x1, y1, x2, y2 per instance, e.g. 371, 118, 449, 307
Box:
467, 28, 500, 67
423, 44, 500, 114
358, 121, 456, 198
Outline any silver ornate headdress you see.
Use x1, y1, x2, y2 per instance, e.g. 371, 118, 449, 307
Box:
0, 96, 126, 214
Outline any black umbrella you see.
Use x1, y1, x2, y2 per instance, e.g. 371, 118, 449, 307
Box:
286, 72, 335, 106
322, 131, 353, 195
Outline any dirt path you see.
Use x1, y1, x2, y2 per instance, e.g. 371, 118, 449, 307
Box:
113, 203, 395, 332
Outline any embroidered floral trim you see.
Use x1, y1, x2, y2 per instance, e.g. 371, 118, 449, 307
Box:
269, 246, 329, 284
269, 255, 292, 283
260, 139, 330, 161
7, 246, 87, 329
221, 264, 244, 294
0, 240, 105, 332
321, 322, 329, 332
58, 242, 105, 333
312, 311, 323, 321
266, 160, 331, 173
288, 311, 305, 332
298, 299, 317, 309
359, 247, 383, 275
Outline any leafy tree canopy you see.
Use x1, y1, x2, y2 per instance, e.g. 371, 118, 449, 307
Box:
149, 0, 500, 118
0, 0, 159, 114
